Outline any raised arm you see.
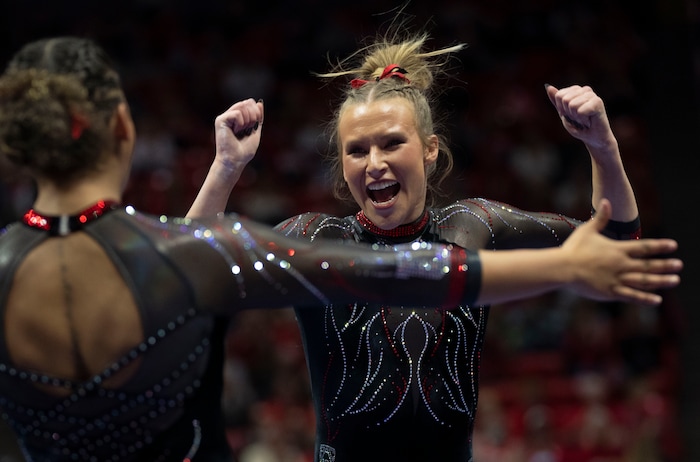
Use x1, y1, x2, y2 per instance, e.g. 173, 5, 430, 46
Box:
186, 98, 263, 218
545, 84, 639, 223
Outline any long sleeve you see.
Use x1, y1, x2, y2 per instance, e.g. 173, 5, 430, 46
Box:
123, 211, 482, 314
438, 199, 639, 251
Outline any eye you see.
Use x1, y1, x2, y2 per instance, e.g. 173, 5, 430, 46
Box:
385, 137, 404, 149
345, 143, 367, 157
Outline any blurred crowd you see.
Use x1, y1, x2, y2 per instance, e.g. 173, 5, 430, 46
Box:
0, 0, 695, 460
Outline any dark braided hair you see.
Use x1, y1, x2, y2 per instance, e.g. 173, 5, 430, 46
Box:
0, 37, 124, 185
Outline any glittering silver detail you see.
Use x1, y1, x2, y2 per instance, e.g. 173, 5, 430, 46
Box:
137, 214, 333, 305
277, 199, 579, 435
436, 199, 567, 247
278, 215, 355, 242
0, 315, 208, 459
323, 304, 486, 427
394, 244, 450, 280
183, 419, 201, 460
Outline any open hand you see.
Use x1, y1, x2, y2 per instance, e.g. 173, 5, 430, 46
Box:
563, 198, 682, 305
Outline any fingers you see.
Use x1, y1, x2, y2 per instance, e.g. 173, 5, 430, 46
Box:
215, 98, 264, 139
623, 257, 683, 281
620, 271, 681, 289
639, 256, 683, 274
545, 83, 601, 130
559, 87, 596, 129
563, 115, 586, 130
612, 285, 663, 306
625, 238, 679, 259
234, 98, 265, 139
613, 270, 681, 305
234, 121, 260, 139
611, 241, 682, 305
619, 238, 682, 278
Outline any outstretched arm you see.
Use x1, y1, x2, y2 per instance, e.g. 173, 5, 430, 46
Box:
186, 98, 263, 218
186, 199, 680, 313
545, 84, 638, 223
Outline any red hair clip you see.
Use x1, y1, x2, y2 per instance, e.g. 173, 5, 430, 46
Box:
70, 114, 89, 140
350, 63, 410, 89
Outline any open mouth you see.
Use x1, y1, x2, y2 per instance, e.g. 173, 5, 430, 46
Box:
367, 180, 400, 204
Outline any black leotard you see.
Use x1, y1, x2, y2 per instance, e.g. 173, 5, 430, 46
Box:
0, 206, 481, 462
274, 198, 640, 462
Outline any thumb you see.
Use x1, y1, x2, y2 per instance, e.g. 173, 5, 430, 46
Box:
591, 198, 612, 232
544, 83, 558, 106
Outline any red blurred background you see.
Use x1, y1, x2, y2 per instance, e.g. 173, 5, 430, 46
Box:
1, 1, 697, 460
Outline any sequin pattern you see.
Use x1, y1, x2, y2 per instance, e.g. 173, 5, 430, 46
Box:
0, 308, 207, 461
276, 198, 638, 461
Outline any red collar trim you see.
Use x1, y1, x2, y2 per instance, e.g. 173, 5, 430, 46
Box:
23, 200, 119, 236
355, 210, 430, 238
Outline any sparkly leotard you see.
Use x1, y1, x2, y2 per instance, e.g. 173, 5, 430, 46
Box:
275, 198, 641, 462
0, 204, 481, 462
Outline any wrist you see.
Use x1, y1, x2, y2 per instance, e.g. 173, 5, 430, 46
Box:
587, 137, 620, 164
211, 155, 245, 181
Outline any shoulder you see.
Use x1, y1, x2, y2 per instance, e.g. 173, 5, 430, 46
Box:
98, 208, 217, 252
274, 212, 356, 241
0, 221, 21, 237
0, 222, 38, 261
433, 197, 572, 221
431, 198, 510, 221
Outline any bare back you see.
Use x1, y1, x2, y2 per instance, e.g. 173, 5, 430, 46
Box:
0, 206, 248, 460
4, 232, 143, 393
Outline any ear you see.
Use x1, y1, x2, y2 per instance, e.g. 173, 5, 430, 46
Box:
424, 134, 439, 165
113, 102, 135, 141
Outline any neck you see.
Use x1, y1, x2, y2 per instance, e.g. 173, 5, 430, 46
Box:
356, 209, 430, 238
33, 177, 121, 215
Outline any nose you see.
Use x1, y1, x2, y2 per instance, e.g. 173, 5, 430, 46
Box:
366, 148, 386, 177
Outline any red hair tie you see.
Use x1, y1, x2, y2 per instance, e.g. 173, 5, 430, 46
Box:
71, 114, 89, 140
350, 63, 410, 89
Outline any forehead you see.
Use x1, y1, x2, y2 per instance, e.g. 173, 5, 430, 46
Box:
338, 98, 417, 138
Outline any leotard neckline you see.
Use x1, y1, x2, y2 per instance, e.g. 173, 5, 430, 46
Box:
22, 200, 120, 236
355, 209, 430, 238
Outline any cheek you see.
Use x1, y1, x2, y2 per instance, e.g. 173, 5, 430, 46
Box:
404, 154, 428, 180
342, 158, 360, 184
341, 159, 350, 183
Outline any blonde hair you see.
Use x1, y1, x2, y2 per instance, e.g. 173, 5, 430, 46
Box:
317, 31, 465, 205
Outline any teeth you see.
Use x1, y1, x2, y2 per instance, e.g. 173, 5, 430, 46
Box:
368, 180, 398, 190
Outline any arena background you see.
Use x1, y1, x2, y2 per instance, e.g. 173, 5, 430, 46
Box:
0, 1, 697, 460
